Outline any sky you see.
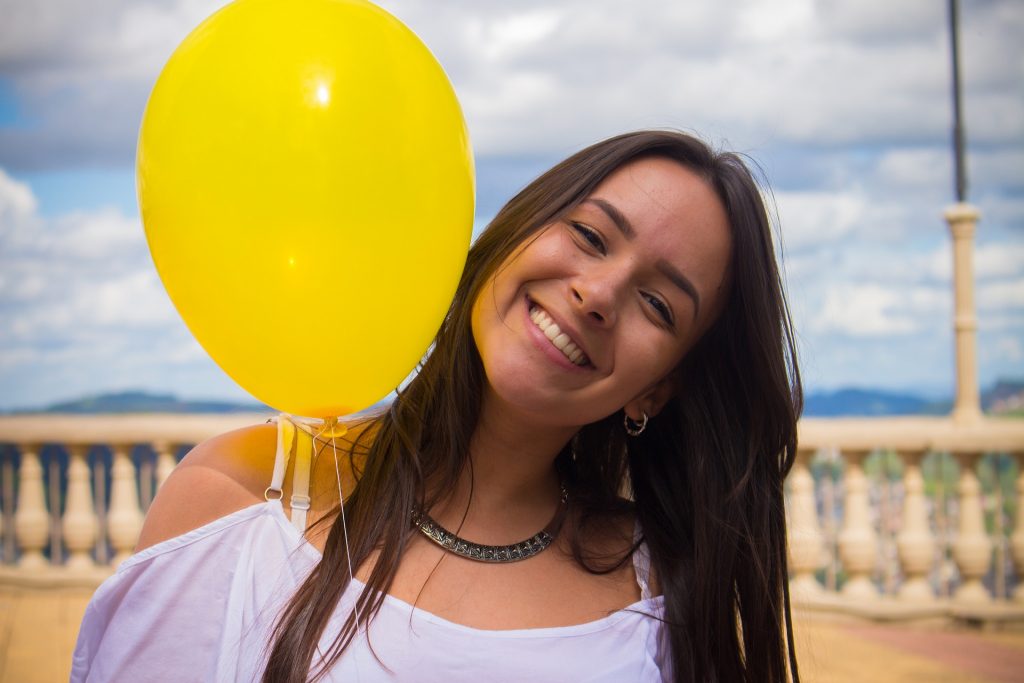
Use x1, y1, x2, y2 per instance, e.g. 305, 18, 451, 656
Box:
0, 0, 1022, 411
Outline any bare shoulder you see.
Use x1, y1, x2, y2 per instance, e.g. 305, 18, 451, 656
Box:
135, 422, 278, 552
135, 415, 380, 553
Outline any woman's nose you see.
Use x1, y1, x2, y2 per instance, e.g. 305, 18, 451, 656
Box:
571, 274, 619, 326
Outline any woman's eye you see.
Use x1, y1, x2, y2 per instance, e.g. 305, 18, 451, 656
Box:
644, 292, 674, 326
570, 221, 606, 254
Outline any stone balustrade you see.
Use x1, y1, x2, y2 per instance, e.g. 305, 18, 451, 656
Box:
0, 413, 272, 587
1, 413, 1023, 625
791, 416, 1024, 625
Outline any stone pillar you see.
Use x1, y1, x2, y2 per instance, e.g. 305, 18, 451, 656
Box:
787, 447, 824, 597
62, 445, 98, 570
1011, 452, 1024, 603
14, 444, 49, 568
945, 203, 983, 425
953, 451, 992, 602
838, 449, 878, 599
107, 443, 143, 566
155, 441, 177, 490
896, 450, 936, 600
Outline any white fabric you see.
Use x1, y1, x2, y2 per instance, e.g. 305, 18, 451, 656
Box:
71, 500, 669, 682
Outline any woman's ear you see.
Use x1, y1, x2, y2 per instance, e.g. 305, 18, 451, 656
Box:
624, 375, 677, 421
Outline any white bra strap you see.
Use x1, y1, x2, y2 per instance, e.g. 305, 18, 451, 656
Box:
633, 520, 653, 601
289, 423, 312, 534
267, 414, 293, 497
266, 415, 312, 534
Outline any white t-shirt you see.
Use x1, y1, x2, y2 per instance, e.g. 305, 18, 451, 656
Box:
71, 499, 668, 682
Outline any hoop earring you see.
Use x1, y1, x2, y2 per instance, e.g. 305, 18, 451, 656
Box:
624, 411, 648, 437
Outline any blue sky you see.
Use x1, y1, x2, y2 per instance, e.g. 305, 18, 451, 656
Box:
1, 0, 1022, 411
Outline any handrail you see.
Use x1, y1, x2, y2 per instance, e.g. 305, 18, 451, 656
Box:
1, 412, 1022, 625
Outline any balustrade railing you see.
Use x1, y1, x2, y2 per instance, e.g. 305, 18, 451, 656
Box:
1, 413, 1023, 624
0, 413, 270, 586
790, 417, 1024, 624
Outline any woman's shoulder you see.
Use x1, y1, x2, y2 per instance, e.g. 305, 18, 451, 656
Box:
135, 422, 278, 553
135, 415, 378, 553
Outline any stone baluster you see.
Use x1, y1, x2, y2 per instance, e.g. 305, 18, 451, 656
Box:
838, 449, 878, 599
952, 451, 992, 602
107, 443, 143, 566
1011, 452, 1024, 603
155, 441, 177, 490
787, 447, 824, 597
13, 443, 49, 568
896, 449, 936, 600
62, 445, 98, 570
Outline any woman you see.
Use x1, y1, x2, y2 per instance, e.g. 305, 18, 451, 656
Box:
72, 130, 802, 682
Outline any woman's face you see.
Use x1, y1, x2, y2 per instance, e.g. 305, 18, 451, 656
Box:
471, 156, 733, 429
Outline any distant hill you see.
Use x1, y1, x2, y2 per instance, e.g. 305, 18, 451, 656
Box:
15, 391, 269, 414
4, 380, 1022, 417
803, 379, 1023, 418
803, 388, 944, 417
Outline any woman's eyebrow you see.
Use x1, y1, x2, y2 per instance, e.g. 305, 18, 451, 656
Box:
657, 259, 700, 321
584, 198, 635, 240
584, 197, 700, 321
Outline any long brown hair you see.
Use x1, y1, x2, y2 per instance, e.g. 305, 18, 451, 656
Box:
262, 130, 802, 682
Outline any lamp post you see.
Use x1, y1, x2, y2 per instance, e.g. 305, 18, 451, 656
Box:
945, 0, 982, 424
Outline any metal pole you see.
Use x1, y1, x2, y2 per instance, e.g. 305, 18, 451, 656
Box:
948, 0, 967, 202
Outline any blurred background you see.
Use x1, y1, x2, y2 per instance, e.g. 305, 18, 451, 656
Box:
0, 0, 1021, 413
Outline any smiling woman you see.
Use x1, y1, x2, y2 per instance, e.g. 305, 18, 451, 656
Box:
471, 157, 733, 432
71, 130, 802, 683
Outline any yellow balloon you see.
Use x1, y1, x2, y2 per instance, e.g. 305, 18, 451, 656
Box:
138, 0, 474, 418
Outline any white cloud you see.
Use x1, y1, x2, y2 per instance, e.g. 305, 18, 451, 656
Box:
994, 336, 1023, 363
979, 278, 1024, 310
0, 167, 237, 408
972, 149, 1024, 192
738, 0, 813, 42
774, 190, 867, 249
810, 283, 949, 337
875, 148, 950, 193
467, 8, 562, 62
1, 0, 1022, 401
3, 0, 1021, 166
0, 169, 42, 266
923, 242, 1024, 282
814, 0, 942, 43
977, 245, 1024, 280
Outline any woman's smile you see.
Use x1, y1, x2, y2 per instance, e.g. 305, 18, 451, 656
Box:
525, 295, 594, 370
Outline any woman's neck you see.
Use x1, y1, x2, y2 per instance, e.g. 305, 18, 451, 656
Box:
428, 387, 575, 542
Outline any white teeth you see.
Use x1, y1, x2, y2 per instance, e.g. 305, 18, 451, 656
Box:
528, 304, 590, 366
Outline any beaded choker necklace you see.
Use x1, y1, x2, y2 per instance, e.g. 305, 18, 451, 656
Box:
412, 486, 569, 563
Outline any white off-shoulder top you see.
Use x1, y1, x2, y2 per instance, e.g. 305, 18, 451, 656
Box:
71, 418, 669, 682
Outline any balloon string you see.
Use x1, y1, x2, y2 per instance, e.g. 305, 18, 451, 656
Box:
316, 419, 364, 680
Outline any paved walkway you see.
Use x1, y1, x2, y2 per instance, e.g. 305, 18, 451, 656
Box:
2, 587, 1023, 682
794, 613, 1024, 682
